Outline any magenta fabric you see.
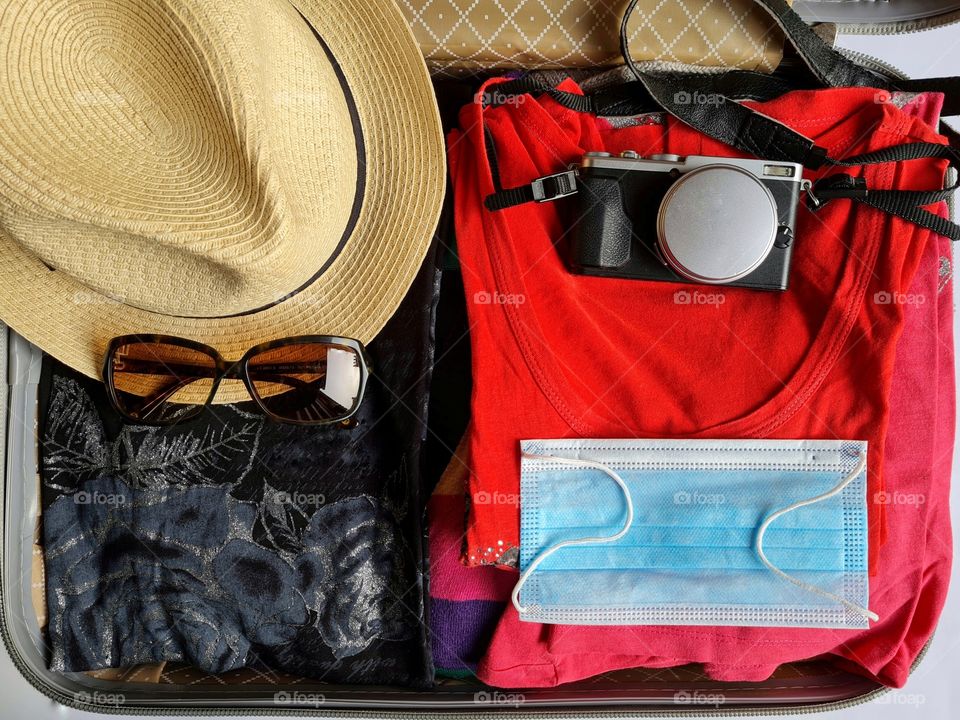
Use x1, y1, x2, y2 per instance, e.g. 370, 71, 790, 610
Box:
428, 448, 516, 674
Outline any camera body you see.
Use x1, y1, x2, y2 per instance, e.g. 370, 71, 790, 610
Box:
566, 152, 807, 291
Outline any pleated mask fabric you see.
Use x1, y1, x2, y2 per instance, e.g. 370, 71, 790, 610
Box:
515, 439, 876, 629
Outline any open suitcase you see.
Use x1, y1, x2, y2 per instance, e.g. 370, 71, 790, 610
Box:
1, 0, 958, 715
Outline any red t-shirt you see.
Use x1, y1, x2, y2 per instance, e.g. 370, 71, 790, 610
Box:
448, 79, 948, 572
475, 177, 953, 688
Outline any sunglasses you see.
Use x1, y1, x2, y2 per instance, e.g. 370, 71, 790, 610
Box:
103, 334, 370, 426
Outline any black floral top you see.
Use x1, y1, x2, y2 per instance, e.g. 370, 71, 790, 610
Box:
39, 254, 439, 687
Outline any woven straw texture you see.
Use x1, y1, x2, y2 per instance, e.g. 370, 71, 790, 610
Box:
0, 0, 445, 394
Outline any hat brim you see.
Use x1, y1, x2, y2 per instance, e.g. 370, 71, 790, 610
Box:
0, 0, 445, 396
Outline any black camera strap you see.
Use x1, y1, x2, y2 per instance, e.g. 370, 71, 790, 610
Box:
617, 0, 960, 240
485, 0, 960, 241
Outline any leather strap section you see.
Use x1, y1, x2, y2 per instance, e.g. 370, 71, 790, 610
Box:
484, 0, 960, 243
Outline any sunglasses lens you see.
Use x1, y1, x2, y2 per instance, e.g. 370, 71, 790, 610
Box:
108, 340, 218, 423
245, 342, 363, 424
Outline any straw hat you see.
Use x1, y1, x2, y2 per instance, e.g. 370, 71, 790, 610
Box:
0, 0, 444, 398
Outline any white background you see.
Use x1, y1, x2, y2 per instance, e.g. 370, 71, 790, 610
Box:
1, 22, 958, 720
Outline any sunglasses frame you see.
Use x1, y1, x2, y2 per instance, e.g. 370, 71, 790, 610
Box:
103, 334, 371, 427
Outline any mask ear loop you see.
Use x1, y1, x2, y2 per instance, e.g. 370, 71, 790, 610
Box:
755, 451, 879, 623
512, 452, 634, 614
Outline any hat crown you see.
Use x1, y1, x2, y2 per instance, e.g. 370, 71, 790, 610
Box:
0, 0, 358, 316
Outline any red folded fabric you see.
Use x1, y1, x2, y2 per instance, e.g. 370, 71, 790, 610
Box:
477, 185, 953, 687
449, 78, 947, 572
446, 81, 953, 687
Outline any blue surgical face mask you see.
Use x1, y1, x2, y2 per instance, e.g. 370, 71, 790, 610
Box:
513, 439, 877, 629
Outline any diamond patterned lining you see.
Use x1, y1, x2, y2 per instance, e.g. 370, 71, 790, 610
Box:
399, 0, 787, 76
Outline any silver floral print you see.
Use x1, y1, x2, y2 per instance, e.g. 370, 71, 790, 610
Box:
42, 375, 422, 681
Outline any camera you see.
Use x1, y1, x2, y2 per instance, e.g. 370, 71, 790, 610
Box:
566, 152, 808, 291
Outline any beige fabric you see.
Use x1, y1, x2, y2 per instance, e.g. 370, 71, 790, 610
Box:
0, 0, 445, 397
88, 665, 168, 684
402, 0, 788, 76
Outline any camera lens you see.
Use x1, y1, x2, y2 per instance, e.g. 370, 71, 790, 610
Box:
656, 165, 778, 285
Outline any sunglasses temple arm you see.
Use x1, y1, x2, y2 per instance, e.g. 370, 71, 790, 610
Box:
137, 376, 202, 417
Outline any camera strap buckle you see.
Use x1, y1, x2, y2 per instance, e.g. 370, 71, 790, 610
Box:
805, 174, 867, 211
532, 170, 579, 202
485, 169, 579, 211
